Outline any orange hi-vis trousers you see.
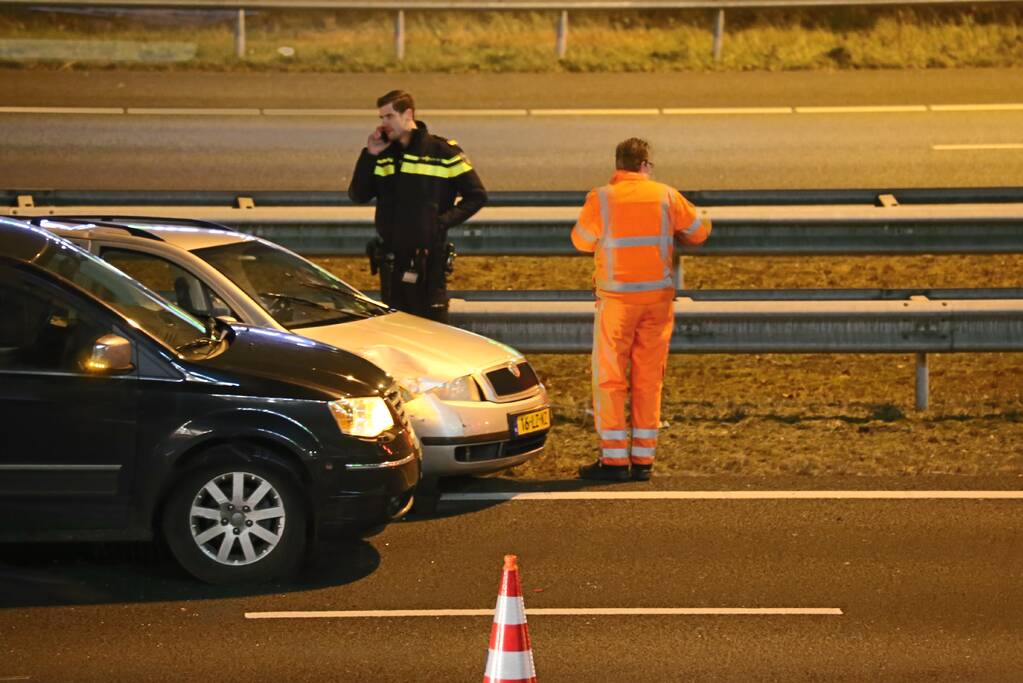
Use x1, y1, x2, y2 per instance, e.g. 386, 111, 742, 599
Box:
592, 296, 674, 467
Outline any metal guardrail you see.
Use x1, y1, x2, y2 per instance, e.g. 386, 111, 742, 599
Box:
9, 189, 1023, 256
0, 0, 1003, 62
9, 188, 1023, 208
437, 288, 1023, 301
450, 297, 1023, 354
448, 296, 1023, 410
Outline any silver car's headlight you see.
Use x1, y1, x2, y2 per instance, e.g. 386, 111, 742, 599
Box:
328, 397, 394, 438
429, 374, 481, 402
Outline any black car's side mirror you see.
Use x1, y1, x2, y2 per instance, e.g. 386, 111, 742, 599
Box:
81, 333, 135, 375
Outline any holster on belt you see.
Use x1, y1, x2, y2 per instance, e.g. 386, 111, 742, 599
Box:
366, 237, 384, 276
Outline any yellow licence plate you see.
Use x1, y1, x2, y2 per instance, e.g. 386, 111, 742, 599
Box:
514, 408, 551, 436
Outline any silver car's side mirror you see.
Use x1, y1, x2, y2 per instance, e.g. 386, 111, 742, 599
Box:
81, 334, 135, 374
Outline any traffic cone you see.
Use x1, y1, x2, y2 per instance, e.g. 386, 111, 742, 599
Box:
483, 554, 537, 683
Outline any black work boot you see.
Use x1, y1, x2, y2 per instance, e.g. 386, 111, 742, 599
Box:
631, 463, 653, 481
578, 460, 630, 482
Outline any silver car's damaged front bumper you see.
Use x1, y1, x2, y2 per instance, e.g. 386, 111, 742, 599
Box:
404, 385, 551, 476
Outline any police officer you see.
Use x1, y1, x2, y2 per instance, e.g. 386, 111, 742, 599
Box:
348, 90, 487, 323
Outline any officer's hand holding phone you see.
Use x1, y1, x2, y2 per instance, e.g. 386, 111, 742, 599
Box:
367, 126, 389, 155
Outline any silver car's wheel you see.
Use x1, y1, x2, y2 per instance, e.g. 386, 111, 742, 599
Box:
189, 471, 287, 566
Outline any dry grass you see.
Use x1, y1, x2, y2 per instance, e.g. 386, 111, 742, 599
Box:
317, 252, 1023, 292
310, 252, 1023, 480
2, 8, 1022, 72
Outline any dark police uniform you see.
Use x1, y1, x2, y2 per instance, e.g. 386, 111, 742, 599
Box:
348, 120, 487, 322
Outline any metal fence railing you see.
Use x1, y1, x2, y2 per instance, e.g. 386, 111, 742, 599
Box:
0, 0, 1004, 61
8, 189, 1023, 259
445, 295, 1023, 410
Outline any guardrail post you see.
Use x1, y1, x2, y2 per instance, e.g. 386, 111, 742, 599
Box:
712, 9, 725, 63
915, 352, 929, 411
234, 9, 246, 59
556, 10, 569, 59
395, 10, 406, 61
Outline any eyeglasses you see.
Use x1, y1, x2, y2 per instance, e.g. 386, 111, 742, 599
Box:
642, 160, 655, 169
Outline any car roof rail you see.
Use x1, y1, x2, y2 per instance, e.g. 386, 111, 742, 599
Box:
28, 216, 169, 242
41, 214, 236, 234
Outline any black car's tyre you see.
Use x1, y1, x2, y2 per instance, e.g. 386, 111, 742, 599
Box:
162, 448, 307, 584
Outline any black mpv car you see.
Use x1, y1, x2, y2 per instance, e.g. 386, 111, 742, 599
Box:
0, 218, 420, 583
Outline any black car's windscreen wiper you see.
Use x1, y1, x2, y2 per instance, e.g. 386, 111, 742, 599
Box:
175, 335, 221, 353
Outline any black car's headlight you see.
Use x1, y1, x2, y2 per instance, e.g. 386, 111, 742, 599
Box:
328, 397, 394, 438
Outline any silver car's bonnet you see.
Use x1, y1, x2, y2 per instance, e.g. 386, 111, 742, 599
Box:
298, 310, 523, 386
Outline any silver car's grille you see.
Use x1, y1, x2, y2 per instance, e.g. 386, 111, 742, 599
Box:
484, 361, 540, 399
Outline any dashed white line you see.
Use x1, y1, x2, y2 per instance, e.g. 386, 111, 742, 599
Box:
529, 108, 661, 116
930, 103, 1023, 112
0, 104, 1020, 118
663, 106, 792, 115
124, 107, 261, 116
423, 108, 529, 117
260, 108, 375, 116
245, 607, 842, 619
0, 106, 122, 115
442, 490, 1023, 502
795, 105, 928, 114
932, 143, 1023, 151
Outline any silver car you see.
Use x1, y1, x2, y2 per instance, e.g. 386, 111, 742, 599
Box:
38, 217, 551, 477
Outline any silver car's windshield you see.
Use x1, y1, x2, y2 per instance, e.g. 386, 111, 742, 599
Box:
34, 238, 210, 352
193, 241, 388, 330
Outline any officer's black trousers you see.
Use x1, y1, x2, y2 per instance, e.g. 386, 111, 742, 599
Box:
381, 264, 449, 324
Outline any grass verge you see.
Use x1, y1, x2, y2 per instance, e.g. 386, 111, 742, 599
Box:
1, 7, 1022, 72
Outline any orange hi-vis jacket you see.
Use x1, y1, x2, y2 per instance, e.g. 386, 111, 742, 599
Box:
572, 171, 711, 467
570, 171, 711, 303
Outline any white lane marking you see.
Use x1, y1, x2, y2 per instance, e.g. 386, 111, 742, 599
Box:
529, 108, 661, 116
125, 107, 261, 116
0, 106, 122, 115
261, 108, 375, 116
442, 490, 1023, 502
795, 105, 928, 114
930, 103, 1023, 112
663, 107, 792, 115
0, 104, 1020, 117
422, 108, 529, 117
932, 143, 1023, 151
245, 607, 842, 619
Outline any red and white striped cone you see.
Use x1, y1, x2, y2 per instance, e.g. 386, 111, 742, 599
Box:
483, 554, 537, 683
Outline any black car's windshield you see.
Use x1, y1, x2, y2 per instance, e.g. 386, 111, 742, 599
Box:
194, 240, 387, 330
34, 238, 210, 352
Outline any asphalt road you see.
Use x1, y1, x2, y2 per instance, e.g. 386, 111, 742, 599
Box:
1, 68, 1022, 191
2, 476, 1021, 681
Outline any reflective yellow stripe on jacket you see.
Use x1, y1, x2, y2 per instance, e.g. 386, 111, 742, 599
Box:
374, 154, 472, 179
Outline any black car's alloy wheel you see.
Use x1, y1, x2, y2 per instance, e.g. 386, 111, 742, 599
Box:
163, 449, 306, 584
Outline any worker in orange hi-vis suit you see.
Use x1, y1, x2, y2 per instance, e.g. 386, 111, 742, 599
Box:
571, 138, 711, 482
